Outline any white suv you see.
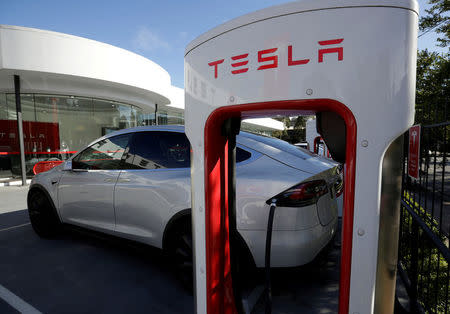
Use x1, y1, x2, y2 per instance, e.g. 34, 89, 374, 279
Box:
28, 126, 340, 285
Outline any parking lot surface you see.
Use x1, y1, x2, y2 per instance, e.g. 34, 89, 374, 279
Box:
0, 187, 194, 314
0, 186, 341, 314
251, 234, 340, 314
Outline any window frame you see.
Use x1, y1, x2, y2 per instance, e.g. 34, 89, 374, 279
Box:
69, 130, 257, 172
124, 130, 192, 171
72, 133, 132, 171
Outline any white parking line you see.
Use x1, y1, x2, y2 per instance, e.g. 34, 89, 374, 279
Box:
0, 284, 42, 314
0, 223, 30, 232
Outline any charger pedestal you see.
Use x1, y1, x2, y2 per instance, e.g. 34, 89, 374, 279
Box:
184, 1, 418, 313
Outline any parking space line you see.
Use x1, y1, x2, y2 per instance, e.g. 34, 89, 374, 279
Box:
0, 284, 42, 314
0, 223, 30, 232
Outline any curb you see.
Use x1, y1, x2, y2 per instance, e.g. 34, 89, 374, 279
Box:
0, 180, 31, 187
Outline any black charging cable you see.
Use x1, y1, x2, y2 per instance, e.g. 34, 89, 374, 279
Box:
265, 199, 277, 314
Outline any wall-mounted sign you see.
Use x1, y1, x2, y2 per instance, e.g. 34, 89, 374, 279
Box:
0, 119, 60, 154
408, 124, 421, 179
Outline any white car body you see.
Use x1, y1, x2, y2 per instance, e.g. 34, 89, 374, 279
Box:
29, 125, 340, 268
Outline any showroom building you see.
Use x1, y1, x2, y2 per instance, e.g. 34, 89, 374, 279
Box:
0, 25, 282, 184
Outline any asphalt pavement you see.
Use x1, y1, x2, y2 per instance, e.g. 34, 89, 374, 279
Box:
0, 185, 342, 314
0, 186, 194, 314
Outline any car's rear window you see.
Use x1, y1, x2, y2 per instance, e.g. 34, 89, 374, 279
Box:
240, 132, 316, 159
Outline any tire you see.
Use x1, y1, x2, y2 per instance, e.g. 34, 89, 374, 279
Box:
168, 222, 194, 293
27, 190, 61, 238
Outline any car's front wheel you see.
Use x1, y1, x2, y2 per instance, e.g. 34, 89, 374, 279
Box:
27, 189, 61, 238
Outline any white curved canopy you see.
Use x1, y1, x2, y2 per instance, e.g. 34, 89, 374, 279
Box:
0, 25, 172, 111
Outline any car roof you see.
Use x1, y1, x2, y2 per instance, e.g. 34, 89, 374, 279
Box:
102, 126, 309, 156
103, 125, 320, 159
105, 125, 185, 137
78, 125, 185, 153
102, 125, 263, 140
79, 125, 337, 174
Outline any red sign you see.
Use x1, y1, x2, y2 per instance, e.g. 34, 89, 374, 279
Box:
408, 124, 421, 179
0, 119, 60, 154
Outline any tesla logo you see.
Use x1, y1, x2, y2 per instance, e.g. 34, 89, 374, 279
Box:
208, 38, 344, 79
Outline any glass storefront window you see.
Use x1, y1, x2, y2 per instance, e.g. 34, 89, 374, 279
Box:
4, 94, 40, 176
141, 113, 156, 126
6, 94, 35, 121
130, 106, 141, 127
136, 107, 144, 126
0, 93, 11, 180
1, 93, 146, 180
35, 95, 94, 154
158, 105, 184, 125
5, 94, 17, 121
22, 94, 36, 122
118, 103, 132, 129
0, 91, 190, 181
93, 99, 122, 135
0, 93, 7, 120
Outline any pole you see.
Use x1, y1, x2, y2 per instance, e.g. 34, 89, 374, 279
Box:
14, 75, 27, 185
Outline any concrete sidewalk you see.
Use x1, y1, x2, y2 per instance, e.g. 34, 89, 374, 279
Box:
0, 186, 28, 214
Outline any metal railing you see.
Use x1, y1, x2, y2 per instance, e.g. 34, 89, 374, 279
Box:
398, 119, 449, 313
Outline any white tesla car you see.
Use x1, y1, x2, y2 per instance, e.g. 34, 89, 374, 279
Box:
27, 126, 341, 282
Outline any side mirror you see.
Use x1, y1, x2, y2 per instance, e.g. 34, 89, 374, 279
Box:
63, 160, 72, 171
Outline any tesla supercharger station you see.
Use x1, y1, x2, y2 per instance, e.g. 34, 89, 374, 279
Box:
184, 0, 418, 313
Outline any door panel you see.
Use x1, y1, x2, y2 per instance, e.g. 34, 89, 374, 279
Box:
58, 133, 131, 233
114, 169, 191, 247
114, 131, 191, 247
59, 170, 120, 232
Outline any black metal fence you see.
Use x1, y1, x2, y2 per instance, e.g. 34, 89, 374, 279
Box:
398, 113, 449, 313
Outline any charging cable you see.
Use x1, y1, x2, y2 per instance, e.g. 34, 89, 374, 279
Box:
265, 199, 277, 314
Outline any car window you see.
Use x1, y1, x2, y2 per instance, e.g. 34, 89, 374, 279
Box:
126, 131, 190, 169
72, 134, 131, 170
236, 147, 251, 163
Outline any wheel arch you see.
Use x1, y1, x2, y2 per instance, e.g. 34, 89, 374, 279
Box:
162, 208, 256, 269
162, 208, 191, 251
27, 184, 61, 222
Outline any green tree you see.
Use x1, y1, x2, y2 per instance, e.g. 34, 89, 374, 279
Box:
415, 0, 449, 128
414, 50, 449, 125
419, 0, 449, 47
289, 116, 307, 144
272, 116, 307, 144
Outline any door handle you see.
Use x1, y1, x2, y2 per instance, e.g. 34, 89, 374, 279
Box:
117, 178, 131, 183
51, 179, 58, 185
103, 178, 116, 183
